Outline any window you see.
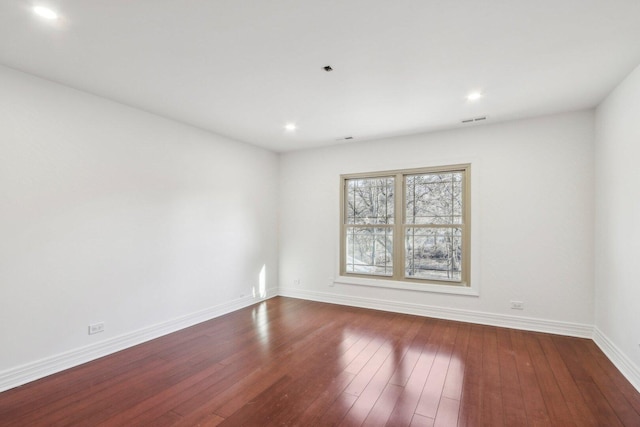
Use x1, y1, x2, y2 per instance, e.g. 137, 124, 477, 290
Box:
340, 164, 470, 286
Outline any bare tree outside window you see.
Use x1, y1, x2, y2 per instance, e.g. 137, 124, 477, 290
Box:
345, 177, 394, 276
405, 172, 463, 281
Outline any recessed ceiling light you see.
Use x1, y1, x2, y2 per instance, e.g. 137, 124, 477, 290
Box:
467, 91, 483, 101
33, 6, 58, 20
284, 123, 297, 131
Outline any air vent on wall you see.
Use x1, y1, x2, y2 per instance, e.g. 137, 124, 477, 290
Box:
461, 116, 487, 124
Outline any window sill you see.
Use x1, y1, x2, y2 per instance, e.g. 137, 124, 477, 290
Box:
335, 276, 479, 296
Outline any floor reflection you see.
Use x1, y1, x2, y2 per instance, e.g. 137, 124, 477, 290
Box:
337, 325, 466, 424
251, 301, 270, 349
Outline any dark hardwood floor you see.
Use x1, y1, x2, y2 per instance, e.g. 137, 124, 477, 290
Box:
1, 297, 639, 426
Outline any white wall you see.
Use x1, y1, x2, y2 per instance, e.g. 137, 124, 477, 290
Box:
594, 64, 640, 387
0, 65, 279, 381
279, 111, 595, 332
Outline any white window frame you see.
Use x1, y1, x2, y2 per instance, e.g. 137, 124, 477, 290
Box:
339, 164, 471, 291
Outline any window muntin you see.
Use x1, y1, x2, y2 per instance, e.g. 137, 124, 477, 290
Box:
345, 227, 393, 276
404, 227, 462, 281
405, 172, 463, 225
345, 177, 394, 225
340, 165, 470, 286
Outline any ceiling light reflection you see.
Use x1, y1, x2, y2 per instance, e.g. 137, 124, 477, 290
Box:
467, 91, 482, 101
33, 6, 58, 20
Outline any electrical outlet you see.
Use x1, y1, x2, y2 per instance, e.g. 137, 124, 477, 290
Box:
510, 300, 524, 310
293, 279, 300, 286
88, 322, 104, 335
328, 277, 335, 287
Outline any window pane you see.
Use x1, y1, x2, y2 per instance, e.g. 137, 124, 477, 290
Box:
346, 227, 393, 276
346, 177, 394, 225
405, 172, 463, 225
404, 227, 462, 281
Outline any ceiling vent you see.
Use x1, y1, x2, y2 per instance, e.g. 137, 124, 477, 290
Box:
461, 116, 487, 124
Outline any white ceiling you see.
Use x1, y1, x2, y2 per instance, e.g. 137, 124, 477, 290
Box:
1, 1, 639, 152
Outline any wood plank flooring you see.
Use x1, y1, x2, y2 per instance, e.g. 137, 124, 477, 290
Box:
1, 297, 639, 426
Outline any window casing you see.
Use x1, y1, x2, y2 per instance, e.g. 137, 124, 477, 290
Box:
340, 164, 470, 287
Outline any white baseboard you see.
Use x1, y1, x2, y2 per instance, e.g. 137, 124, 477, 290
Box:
278, 287, 594, 338
0, 289, 277, 393
593, 327, 640, 393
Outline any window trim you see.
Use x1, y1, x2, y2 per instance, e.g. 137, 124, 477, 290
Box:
339, 164, 471, 288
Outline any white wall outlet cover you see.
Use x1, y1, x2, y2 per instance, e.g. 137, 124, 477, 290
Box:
510, 301, 524, 310
88, 322, 105, 335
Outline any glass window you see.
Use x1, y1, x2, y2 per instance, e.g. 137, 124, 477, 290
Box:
341, 165, 470, 286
